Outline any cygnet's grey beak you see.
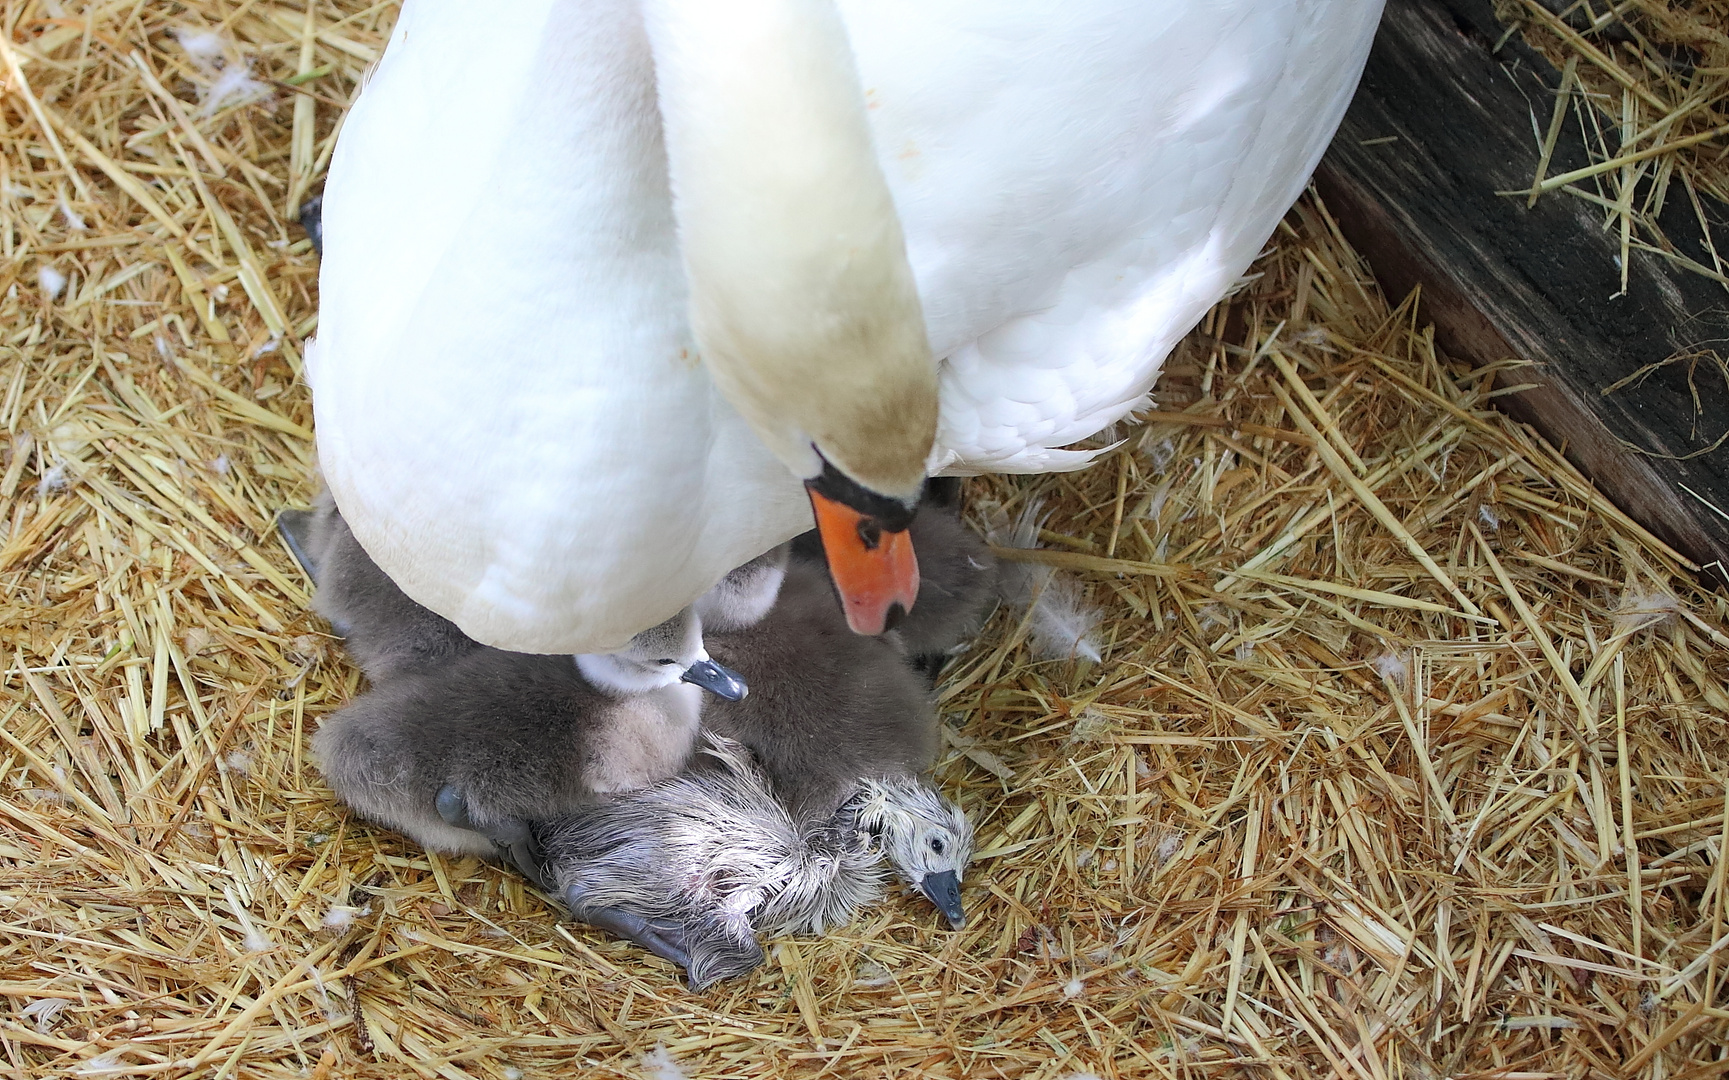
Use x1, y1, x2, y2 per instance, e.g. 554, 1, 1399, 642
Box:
681, 660, 749, 701
920, 870, 966, 929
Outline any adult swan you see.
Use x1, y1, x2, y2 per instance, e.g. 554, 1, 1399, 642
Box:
308, 0, 1384, 654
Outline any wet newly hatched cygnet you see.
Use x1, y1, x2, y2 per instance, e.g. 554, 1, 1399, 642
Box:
537, 732, 972, 990
539, 548, 983, 985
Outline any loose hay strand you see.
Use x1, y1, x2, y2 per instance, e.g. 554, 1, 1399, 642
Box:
0, 2, 1727, 1078
1500, 0, 1729, 293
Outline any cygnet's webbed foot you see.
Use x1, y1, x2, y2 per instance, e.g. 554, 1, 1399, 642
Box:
563, 889, 690, 970
434, 784, 551, 890
276, 510, 321, 584
684, 916, 767, 992
298, 194, 323, 255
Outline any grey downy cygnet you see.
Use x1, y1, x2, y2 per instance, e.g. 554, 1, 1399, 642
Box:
278, 492, 746, 701
278, 492, 475, 683
537, 732, 972, 990
286, 494, 752, 883
311, 604, 740, 887
881, 503, 997, 678
702, 556, 972, 925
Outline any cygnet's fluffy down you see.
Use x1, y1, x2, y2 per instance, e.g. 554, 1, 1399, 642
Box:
311, 621, 713, 880
291, 490, 992, 936
292, 496, 749, 882
702, 554, 977, 925
279, 492, 476, 683
537, 733, 971, 990
539, 548, 981, 982
881, 503, 996, 666
700, 557, 939, 822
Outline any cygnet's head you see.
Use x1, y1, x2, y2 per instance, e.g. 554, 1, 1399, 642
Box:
575, 607, 748, 700
852, 777, 973, 929
694, 544, 791, 633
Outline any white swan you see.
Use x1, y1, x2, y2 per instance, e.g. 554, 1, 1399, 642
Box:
308, 0, 1384, 654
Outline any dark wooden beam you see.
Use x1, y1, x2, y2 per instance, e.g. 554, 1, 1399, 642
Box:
1316, 0, 1729, 579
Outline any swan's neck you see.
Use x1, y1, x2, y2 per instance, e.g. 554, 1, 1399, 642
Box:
642, 0, 936, 499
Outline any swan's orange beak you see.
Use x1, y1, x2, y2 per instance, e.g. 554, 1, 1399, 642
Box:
807, 486, 919, 635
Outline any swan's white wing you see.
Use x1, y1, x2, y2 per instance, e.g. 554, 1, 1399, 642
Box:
312, 0, 1381, 652
312, 0, 809, 653
843, 0, 1384, 474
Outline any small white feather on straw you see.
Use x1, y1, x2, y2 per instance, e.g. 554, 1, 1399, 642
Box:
172, 27, 270, 116
989, 499, 1105, 662
20, 998, 67, 1034
1372, 649, 1411, 690
38, 265, 66, 300
640, 1044, 687, 1080
1611, 586, 1680, 637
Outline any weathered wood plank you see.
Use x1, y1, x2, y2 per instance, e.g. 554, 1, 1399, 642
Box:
1316, 0, 1729, 577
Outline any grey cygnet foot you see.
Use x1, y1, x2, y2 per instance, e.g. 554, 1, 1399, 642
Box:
298, 194, 323, 255
563, 888, 691, 970
434, 784, 550, 890
276, 510, 320, 583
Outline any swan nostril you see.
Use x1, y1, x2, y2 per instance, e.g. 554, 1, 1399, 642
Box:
856, 517, 883, 551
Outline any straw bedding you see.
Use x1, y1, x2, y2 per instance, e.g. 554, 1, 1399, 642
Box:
1496, 0, 1729, 293
2, 3, 1727, 1077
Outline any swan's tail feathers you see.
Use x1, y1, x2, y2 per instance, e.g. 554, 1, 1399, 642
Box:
927, 390, 1153, 477
929, 442, 1117, 478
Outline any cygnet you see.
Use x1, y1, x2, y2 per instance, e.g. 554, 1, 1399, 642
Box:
289, 495, 752, 882
312, 603, 733, 886
279, 493, 475, 683
539, 552, 977, 979
537, 732, 972, 989
880, 504, 997, 679
701, 557, 945, 823
280, 493, 746, 698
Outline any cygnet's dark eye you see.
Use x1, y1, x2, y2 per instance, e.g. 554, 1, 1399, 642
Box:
657, 659, 677, 666
929, 837, 946, 855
